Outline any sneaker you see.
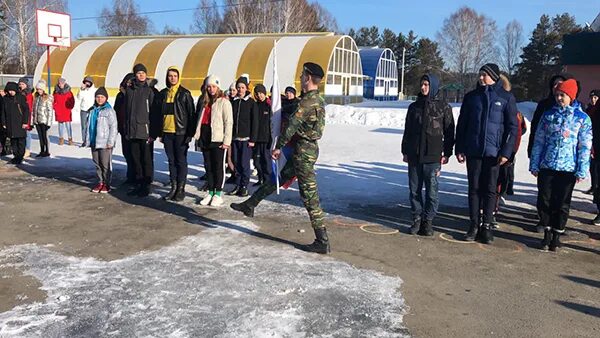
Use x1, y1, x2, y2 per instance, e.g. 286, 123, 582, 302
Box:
92, 183, 103, 193
99, 184, 111, 194
592, 214, 600, 226
199, 194, 213, 206
210, 195, 223, 207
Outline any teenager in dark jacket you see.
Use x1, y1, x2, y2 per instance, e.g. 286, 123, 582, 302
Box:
125, 63, 157, 197
227, 76, 259, 197
252, 84, 273, 186
585, 89, 599, 196
402, 74, 455, 236
114, 73, 135, 184
1, 82, 30, 164
455, 63, 518, 244
150, 66, 197, 201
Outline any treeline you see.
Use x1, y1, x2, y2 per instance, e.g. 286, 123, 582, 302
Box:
348, 7, 583, 101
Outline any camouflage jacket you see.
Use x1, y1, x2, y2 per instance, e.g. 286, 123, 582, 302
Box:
276, 90, 325, 148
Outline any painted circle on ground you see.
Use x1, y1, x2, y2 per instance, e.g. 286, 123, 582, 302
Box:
438, 232, 476, 244
359, 224, 399, 235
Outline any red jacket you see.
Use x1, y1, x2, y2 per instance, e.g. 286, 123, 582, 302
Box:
53, 90, 75, 122
19, 90, 34, 127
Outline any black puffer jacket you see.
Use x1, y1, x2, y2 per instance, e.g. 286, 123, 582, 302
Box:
255, 99, 272, 143
231, 94, 258, 141
1, 94, 30, 138
150, 86, 196, 139
402, 74, 455, 163
125, 79, 157, 140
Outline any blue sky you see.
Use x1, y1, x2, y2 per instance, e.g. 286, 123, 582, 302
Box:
69, 0, 600, 39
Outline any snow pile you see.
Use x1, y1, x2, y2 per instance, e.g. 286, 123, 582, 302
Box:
0, 222, 408, 337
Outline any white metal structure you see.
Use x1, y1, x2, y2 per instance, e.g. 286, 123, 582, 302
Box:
36, 9, 71, 47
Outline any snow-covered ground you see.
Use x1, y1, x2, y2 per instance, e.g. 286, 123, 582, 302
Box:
0, 100, 595, 336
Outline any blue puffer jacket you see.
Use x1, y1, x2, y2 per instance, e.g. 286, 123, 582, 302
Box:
455, 81, 518, 159
529, 101, 592, 178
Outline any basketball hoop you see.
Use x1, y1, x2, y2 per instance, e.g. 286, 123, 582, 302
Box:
36, 9, 71, 93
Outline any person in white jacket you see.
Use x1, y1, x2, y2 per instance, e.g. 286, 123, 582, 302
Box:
75, 76, 96, 147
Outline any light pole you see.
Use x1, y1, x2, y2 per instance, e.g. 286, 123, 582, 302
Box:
400, 47, 406, 100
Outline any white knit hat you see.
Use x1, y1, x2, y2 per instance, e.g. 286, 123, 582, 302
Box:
205, 75, 221, 89
35, 80, 46, 90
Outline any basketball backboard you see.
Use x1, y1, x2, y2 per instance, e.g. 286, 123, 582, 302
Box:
36, 9, 71, 48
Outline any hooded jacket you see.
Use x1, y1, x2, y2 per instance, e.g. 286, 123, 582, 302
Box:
231, 93, 259, 141
125, 78, 157, 140
150, 66, 197, 139
33, 92, 54, 126
53, 84, 75, 123
529, 101, 592, 178
1, 93, 30, 138
455, 80, 518, 159
402, 74, 455, 163
255, 98, 272, 143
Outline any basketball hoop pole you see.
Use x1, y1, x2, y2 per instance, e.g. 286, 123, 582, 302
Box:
46, 45, 51, 93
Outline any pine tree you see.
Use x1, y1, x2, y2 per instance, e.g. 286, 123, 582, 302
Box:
380, 29, 397, 51
514, 13, 580, 100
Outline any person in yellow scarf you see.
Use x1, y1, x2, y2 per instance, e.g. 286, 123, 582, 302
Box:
150, 66, 197, 201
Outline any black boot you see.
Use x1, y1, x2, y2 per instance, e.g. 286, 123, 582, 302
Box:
549, 231, 561, 252
591, 214, 600, 226
409, 218, 421, 235
301, 228, 330, 254
226, 186, 240, 196
137, 184, 151, 197
173, 182, 186, 202
480, 223, 494, 244
236, 186, 249, 197
127, 184, 142, 196
230, 201, 255, 217
465, 221, 479, 242
419, 220, 434, 236
540, 228, 552, 251
162, 180, 177, 200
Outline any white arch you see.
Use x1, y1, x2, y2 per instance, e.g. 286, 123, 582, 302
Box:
207, 37, 255, 88
263, 36, 313, 92
105, 39, 154, 89
154, 38, 203, 90
61, 40, 107, 89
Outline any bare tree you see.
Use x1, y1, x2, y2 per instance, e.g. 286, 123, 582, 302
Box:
97, 0, 151, 36
191, 0, 222, 34
0, 0, 66, 74
162, 25, 185, 36
500, 20, 524, 75
436, 7, 498, 87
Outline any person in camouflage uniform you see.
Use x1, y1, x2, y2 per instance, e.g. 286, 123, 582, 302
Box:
231, 62, 329, 254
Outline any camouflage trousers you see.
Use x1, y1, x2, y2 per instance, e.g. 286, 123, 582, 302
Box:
246, 140, 325, 229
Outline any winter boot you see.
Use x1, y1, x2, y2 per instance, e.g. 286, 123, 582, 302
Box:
540, 228, 552, 251
236, 186, 249, 197
226, 186, 240, 196
127, 184, 142, 196
480, 223, 494, 244
58, 137, 64, 145
230, 201, 255, 217
465, 221, 479, 242
409, 218, 421, 235
419, 220, 434, 237
173, 182, 186, 202
549, 231, 562, 252
591, 214, 600, 226
301, 228, 330, 254
68, 138, 74, 146
162, 180, 177, 200
137, 184, 151, 197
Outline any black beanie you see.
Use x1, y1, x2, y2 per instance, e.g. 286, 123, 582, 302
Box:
4, 81, 18, 93
284, 86, 296, 95
95, 86, 109, 99
133, 63, 147, 74
254, 84, 267, 95
479, 63, 501, 82
236, 76, 248, 87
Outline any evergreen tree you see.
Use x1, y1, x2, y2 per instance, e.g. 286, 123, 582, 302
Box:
514, 13, 580, 100
380, 28, 397, 51
355, 26, 381, 46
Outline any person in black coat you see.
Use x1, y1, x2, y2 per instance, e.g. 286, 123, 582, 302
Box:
455, 63, 518, 244
227, 76, 259, 197
0, 82, 30, 164
401, 74, 455, 236
150, 66, 197, 201
252, 84, 273, 186
125, 63, 158, 197
115, 73, 136, 184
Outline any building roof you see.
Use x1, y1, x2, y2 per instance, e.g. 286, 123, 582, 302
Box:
359, 48, 394, 79
562, 32, 600, 65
